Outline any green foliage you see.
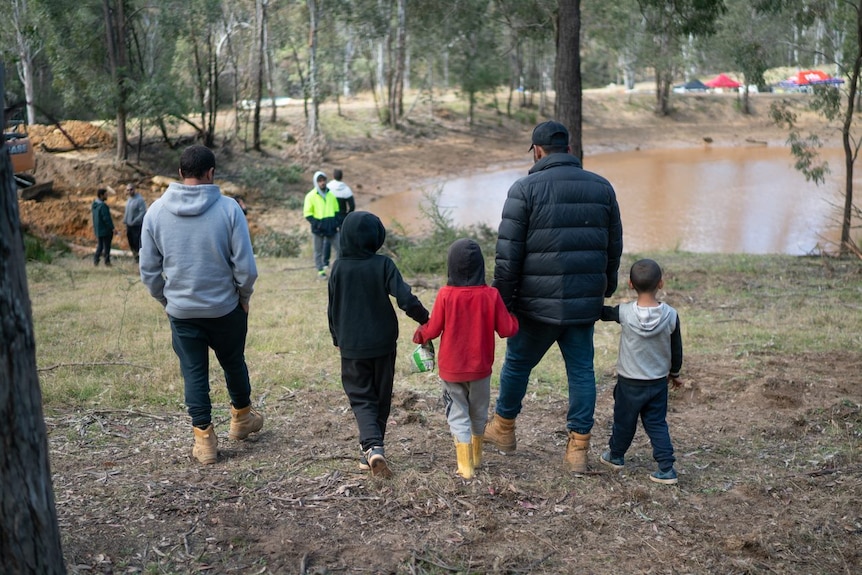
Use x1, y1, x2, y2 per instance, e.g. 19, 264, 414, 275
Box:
810, 84, 842, 122
23, 232, 68, 263
788, 132, 829, 185
237, 164, 304, 202
252, 229, 305, 258
384, 190, 497, 276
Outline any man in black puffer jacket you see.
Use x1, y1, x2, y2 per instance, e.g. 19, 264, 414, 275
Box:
484, 120, 623, 473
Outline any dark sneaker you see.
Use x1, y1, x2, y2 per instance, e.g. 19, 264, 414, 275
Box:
365, 446, 392, 478
650, 468, 678, 485
600, 450, 625, 470
358, 453, 370, 471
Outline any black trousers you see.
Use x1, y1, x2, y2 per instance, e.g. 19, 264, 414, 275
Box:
341, 351, 396, 452
126, 224, 142, 258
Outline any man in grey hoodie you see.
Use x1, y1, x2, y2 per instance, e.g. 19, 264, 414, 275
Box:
140, 145, 263, 465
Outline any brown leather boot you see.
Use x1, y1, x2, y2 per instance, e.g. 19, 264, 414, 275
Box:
229, 404, 264, 440
471, 434, 484, 468
192, 424, 218, 465
455, 439, 474, 479
564, 431, 591, 472
483, 414, 516, 452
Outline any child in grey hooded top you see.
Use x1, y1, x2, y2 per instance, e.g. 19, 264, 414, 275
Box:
600, 258, 683, 485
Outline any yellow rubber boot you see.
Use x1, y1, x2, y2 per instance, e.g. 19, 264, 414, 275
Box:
192, 424, 218, 465
471, 434, 484, 468
483, 414, 516, 452
455, 440, 474, 479
229, 404, 264, 440
564, 431, 591, 472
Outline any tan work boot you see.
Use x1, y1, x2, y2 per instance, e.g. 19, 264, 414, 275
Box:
229, 404, 264, 440
564, 431, 591, 472
192, 424, 218, 465
455, 440, 474, 479
471, 434, 484, 468
483, 414, 516, 452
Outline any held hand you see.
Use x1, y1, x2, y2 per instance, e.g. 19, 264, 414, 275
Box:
412, 326, 425, 344
670, 376, 684, 389
241, 302, 249, 314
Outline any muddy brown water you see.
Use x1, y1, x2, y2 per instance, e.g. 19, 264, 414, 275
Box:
364, 146, 849, 254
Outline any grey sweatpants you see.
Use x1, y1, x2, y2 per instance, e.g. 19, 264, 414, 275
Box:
443, 376, 491, 443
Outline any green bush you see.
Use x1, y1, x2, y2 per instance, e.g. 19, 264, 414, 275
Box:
385, 191, 498, 276
252, 228, 305, 258
23, 233, 68, 263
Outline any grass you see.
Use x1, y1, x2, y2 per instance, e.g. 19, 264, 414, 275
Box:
29, 250, 861, 416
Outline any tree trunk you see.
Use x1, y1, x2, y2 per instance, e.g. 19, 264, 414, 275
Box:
253, 0, 265, 151
103, 0, 129, 160
0, 62, 66, 575
388, 0, 406, 128
554, 0, 583, 161
839, 6, 862, 255
306, 0, 320, 140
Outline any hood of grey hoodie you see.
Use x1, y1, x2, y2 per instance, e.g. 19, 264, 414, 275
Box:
626, 303, 673, 334
616, 301, 678, 380
161, 182, 222, 216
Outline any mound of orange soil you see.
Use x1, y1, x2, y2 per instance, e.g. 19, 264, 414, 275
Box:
27, 121, 114, 151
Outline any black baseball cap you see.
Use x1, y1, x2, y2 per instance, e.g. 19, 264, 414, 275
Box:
529, 120, 570, 151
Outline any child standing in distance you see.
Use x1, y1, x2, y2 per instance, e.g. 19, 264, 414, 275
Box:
413, 239, 519, 479
328, 211, 430, 478
600, 258, 683, 485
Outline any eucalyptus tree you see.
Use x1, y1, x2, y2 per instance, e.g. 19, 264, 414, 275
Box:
636, 0, 726, 115
582, 0, 645, 90
3, 0, 43, 124
556, 0, 583, 160
37, 0, 193, 158
708, 0, 785, 114
764, 0, 861, 255
0, 63, 66, 575
493, 0, 555, 116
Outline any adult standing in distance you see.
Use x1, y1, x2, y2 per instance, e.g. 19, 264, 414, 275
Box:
123, 183, 147, 262
139, 145, 263, 465
324, 168, 355, 268
484, 120, 623, 473
91, 187, 115, 266
304, 171, 340, 279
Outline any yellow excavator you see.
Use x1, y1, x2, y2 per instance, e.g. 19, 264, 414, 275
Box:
5, 108, 52, 200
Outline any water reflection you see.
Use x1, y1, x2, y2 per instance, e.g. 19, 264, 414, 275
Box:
364, 146, 848, 254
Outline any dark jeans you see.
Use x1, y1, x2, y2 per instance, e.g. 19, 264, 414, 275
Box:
94, 234, 112, 264
495, 317, 596, 434
341, 351, 396, 452
168, 305, 251, 428
126, 224, 142, 260
608, 377, 675, 471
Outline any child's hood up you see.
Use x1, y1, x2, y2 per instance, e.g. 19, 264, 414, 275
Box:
339, 211, 385, 258
160, 182, 222, 216
447, 238, 485, 287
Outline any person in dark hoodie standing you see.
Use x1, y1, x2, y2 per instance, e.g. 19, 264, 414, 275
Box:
328, 211, 430, 478
140, 145, 263, 465
413, 239, 518, 479
485, 120, 623, 473
322, 168, 354, 269
599, 259, 682, 485
304, 171, 340, 279
91, 188, 115, 266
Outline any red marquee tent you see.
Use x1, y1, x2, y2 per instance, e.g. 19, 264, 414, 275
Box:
705, 74, 742, 89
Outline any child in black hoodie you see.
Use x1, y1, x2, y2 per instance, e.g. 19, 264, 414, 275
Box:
328, 211, 430, 477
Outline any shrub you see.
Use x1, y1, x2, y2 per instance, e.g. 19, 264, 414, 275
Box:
252, 229, 305, 258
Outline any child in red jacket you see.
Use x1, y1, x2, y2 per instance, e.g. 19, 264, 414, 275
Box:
414, 238, 518, 478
